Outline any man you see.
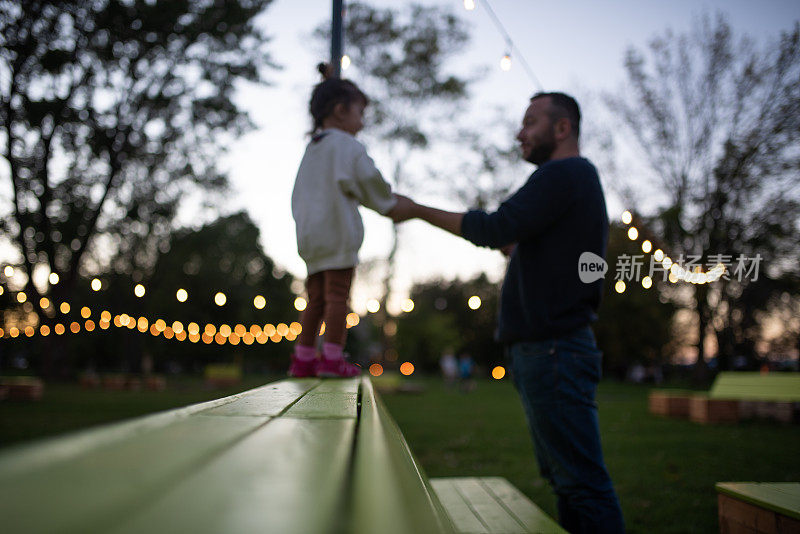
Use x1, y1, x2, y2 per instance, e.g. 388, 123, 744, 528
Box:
393, 93, 625, 533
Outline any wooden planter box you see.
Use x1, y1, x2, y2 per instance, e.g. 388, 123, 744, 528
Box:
717, 483, 800, 534
649, 390, 692, 417
0, 377, 44, 401
689, 395, 739, 424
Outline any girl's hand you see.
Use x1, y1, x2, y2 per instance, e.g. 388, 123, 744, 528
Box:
388, 194, 416, 223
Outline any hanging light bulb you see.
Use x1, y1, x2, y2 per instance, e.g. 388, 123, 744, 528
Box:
341, 54, 351, 71
464, 0, 476, 10
500, 53, 512, 71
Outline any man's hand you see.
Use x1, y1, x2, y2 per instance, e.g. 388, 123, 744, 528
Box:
387, 194, 416, 223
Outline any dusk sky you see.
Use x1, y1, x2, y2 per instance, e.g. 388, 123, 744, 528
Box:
212, 1, 798, 312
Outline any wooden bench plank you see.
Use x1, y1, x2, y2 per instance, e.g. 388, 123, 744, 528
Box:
110, 417, 356, 534
432, 477, 566, 534
0, 381, 292, 478
198, 378, 320, 416
431, 478, 491, 534
709, 373, 800, 401
0, 414, 270, 534
453, 477, 528, 533
282, 391, 358, 418
351, 377, 455, 534
716, 482, 800, 520
480, 477, 566, 533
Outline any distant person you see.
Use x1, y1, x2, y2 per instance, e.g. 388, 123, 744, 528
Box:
458, 353, 475, 393
390, 93, 625, 532
440, 350, 458, 385
289, 64, 405, 378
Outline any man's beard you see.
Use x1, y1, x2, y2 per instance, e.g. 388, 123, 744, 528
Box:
524, 131, 556, 166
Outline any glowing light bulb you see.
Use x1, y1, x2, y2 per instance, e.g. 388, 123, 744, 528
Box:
642, 240, 652, 253
214, 292, 226, 306
500, 54, 512, 71
49, 272, 59, 285
3, 266, 14, 277
615, 280, 626, 293
401, 298, 414, 313
627, 227, 639, 240
654, 249, 664, 262
642, 276, 653, 289
492, 366, 506, 380
91, 278, 102, 291
468, 296, 481, 310
621, 210, 633, 225
400, 362, 415, 376
341, 54, 351, 70
253, 295, 266, 309
134, 284, 145, 297
366, 299, 380, 313
176, 288, 188, 302
464, 0, 475, 10
294, 297, 307, 312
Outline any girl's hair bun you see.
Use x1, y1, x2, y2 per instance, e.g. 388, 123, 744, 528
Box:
316, 62, 332, 80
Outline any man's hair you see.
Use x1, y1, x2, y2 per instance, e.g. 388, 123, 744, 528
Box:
531, 92, 581, 138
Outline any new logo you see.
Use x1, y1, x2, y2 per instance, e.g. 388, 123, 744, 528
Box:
578, 252, 608, 283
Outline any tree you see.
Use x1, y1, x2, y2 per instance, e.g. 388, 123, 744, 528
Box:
396, 274, 499, 373
605, 15, 800, 371
0, 0, 276, 346
315, 2, 472, 355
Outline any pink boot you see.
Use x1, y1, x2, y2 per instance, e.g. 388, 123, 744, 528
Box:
316, 357, 361, 378
288, 353, 318, 378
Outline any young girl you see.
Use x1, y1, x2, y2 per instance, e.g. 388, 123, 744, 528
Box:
289, 64, 400, 378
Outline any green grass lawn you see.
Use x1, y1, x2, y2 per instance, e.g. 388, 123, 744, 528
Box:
1, 375, 798, 533
380, 378, 800, 534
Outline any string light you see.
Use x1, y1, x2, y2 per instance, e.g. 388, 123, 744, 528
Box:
463, 0, 542, 89
49, 272, 59, 285
214, 292, 227, 306
366, 299, 380, 313
3, 266, 13, 277
500, 53, 511, 71
253, 295, 266, 309
91, 278, 102, 291
620, 209, 726, 287
401, 298, 414, 313
134, 284, 145, 297
492, 366, 506, 379
341, 54, 351, 70
176, 289, 188, 302
468, 295, 481, 310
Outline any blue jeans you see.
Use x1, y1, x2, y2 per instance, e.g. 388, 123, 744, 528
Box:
508, 326, 624, 534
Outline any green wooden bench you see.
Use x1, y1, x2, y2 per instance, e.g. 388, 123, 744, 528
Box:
691, 372, 800, 424
716, 482, 800, 533
0, 376, 564, 533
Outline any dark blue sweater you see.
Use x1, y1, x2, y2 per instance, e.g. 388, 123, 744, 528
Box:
461, 157, 609, 343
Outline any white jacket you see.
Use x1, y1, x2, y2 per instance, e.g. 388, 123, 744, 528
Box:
291, 128, 397, 275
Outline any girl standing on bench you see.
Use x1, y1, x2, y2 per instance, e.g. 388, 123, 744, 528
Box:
289, 63, 404, 378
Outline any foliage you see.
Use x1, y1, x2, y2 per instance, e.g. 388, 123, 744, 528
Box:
605, 15, 800, 367
0, 0, 276, 319
395, 274, 500, 372
0, 212, 294, 375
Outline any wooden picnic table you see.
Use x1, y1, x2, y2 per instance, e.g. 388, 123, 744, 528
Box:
0, 375, 564, 533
